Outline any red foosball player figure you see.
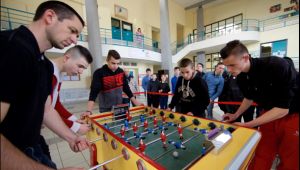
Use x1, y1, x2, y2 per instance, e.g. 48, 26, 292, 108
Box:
177, 123, 183, 139
160, 130, 167, 148
153, 116, 158, 128
150, 109, 153, 116
143, 119, 149, 131
127, 112, 132, 123
139, 138, 146, 154
133, 122, 138, 136
120, 125, 126, 139
162, 115, 166, 125
125, 110, 129, 118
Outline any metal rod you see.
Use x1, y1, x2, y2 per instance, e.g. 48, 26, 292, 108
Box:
108, 115, 155, 130
136, 122, 193, 150
90, 137, 104, 143
96, 110, 144, 122
89, 154, 123, 170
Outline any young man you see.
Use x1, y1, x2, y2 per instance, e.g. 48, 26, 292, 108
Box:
158, 74, 171, 110
148, 74, 160, 108
122, 68, 140, 107
171, 67, 181, 112
51, 45, 93, 135
142, 68, 152, 106
221, 40, 299, 170
202, 63, 225, 119
1, 1, 89, 170
81, 50, 143, 118
196, 63, 205, 77
167, 59, 210, 117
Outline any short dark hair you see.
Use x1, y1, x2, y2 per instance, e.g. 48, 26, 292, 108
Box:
179, 58, 193, 69
161, 74, 166, 77
216, 62, 224, 67
33, 1, 84, 27
220, 40, 249, 59
174, 67, 179, 70
146, 68, 151, 72
107, 50, 121, 60
152, 73, 157, 76
64, 45, 93, 64
197, 63, 204, 67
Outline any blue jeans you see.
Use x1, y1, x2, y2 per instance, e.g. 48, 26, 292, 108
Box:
22, 143, 57, 169
207, 103, 214, 119
160, 97, 168, 110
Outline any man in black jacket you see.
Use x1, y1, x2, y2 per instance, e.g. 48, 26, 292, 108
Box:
221, 40, 299, 170
148, 74, 160, 108
219, 69, 255, 123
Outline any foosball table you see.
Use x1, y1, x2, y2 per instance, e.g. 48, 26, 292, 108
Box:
85, 105, 262, 170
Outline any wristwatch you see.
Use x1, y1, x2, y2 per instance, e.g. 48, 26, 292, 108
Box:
87, 111, 93, 115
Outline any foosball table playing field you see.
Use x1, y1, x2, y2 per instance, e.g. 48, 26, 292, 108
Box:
85, 105, 262, 170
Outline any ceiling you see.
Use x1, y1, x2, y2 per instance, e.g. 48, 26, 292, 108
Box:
171, 0, 231, 12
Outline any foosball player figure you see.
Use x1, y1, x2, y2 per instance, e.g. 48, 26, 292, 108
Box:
158, 125, 168, 130
104, 123, 110, 130
177, 123, 183, 139
162, 115, 166, 125
140, 115, 145, 123
120, 125, 126, 139
139, 138, 146, 154
122, 138, 131, 145
194, 128, 207, 134
127, 112, 132, 123
133, 122, 138, 136
201, 143, 205, 156
147, 129, 158, 135
126, 110, 129, 118
160, 130, 167, 148
150, 109, 153, 116
153, 116, 158, 128
169, 140, 186, 150
143, 119, 149, 131
167, 122, 177, 126
124, 120, 129, 131
135, 133, 146, 139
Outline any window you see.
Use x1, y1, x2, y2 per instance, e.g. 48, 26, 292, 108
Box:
260, 40, 287, 58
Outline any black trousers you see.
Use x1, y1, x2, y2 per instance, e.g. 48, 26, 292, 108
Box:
38, 135, 51, 161
149, 95, 159, 108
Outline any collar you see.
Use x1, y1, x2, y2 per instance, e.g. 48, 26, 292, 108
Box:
247, 57, 255, 75
18, 25, 42, 59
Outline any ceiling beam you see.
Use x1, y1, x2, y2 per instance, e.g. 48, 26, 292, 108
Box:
185, 0, 217, 10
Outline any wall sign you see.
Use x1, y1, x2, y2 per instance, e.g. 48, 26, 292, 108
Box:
114, 5, 128, 20
270, 4, 281, 13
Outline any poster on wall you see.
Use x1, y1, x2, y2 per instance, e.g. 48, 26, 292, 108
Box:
284, 7, 294, 12
249, 51, 260, 58
129, 48, 150, 59
138, 74, 147, 86
114, 5, 128, 20
270, 4, 281, 13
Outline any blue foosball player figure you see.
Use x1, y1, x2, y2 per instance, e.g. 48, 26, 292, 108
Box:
124, 120, 129, 131
122, 138, 131, 145
140, 115, 145, 123
135, 133, 146, 139
104, 123, 109, 130
147, 129, 158, 135
167, 122, 178, 126
194, 128, 207, 134
201, 143, 205, 156
158, 125, 168, 130
168, 140, 186, 150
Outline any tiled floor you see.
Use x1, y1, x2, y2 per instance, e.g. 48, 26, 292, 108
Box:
41, 95, 280, 169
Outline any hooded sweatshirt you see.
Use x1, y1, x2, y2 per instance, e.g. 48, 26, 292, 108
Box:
89, 64, 133, 109
169, 71, 210, 116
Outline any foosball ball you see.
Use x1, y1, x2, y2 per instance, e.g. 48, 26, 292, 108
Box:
85, 105, 262, 170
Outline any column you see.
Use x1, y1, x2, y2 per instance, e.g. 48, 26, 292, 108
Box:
85, 0, 103, 75
197, 52, 206, 72
159, 0, 174, 81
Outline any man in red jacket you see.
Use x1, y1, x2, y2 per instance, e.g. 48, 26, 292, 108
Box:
50, 45, 93, 135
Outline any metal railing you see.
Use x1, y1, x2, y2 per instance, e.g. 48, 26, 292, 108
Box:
172, 12, 299, 55
0, 6, 161, 53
